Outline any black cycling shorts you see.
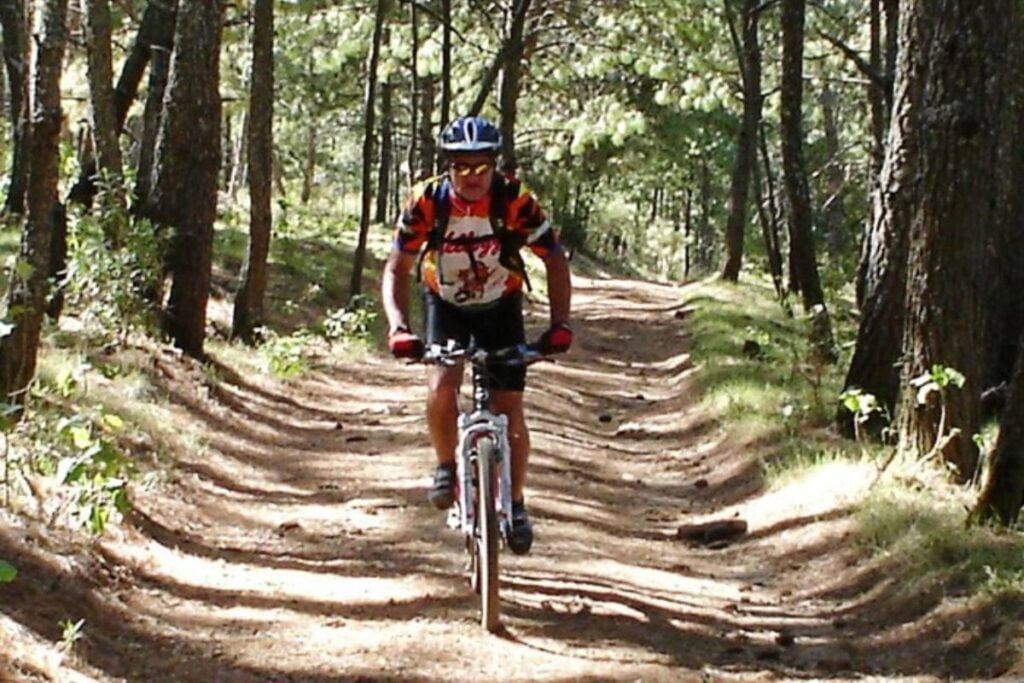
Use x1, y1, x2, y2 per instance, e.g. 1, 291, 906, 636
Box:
424, 292, 527, 391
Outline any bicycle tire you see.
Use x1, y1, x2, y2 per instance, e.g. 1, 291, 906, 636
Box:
476, 436, 500, 632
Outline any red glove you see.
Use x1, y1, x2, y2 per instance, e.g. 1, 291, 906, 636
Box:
536, 322, 573, 354
388, 326, 424, 359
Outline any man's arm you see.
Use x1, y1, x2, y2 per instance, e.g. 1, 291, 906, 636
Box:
382, 249, 417, 332
543, 248, 571, 325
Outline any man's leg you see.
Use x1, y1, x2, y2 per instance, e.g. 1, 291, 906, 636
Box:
491, 388, 533, 554
489, 389, 529, 499
427, 364, 462, 467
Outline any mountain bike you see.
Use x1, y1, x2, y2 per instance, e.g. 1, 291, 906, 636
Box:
421, 341, 547, 633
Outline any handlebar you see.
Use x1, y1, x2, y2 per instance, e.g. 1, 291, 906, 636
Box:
419, 342, 550, 367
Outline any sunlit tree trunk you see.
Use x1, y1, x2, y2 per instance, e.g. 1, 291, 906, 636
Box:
375, 70, 393, 223
232, 0, 273, 344
349, 0, 388, 299
436, 0, 450, 173
68, 0, 176, 208
417, 75, 435, 182
133, 41, 171, 206
498, 0, 531, 175
407, 1, 419, 187
779, 0, 834, 360
753, 125, 784, 299
975, 335, 1024, 524
721, 0, 762, 281
141, 0, 225, 358
80, 0, 125, 227
895, 1, 1019, 479
0, 0, 28, 215
0, 0, 67, 410
819, 84, 846, 257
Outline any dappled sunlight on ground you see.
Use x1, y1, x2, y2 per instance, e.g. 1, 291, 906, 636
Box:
1, 274, 1019, 681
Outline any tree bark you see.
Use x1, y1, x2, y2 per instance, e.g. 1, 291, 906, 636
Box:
819, 83, 846, 257
417, 75, 435, 182
975, 335, 1024, 524
80, 0, 122, 182
348, 0, 388, 299
67, 0, 176, 208
498, 0, 531, 175
753, 124, 784, 299
133, 42, 171, 207
80, 0, 125, 234
436, 0, 450, 174
232, 0, 273, 344
407, 0, 419, 187
780, 0, 834, 359
0, 0, 29, 215
374, 71, 393, 223
0, 0, 67, 409
140, 0, 225, 358
721, 0, 762, 282
895, 2, 1017, 479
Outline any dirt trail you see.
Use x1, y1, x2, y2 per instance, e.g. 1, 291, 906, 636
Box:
0, 275, 1010, 681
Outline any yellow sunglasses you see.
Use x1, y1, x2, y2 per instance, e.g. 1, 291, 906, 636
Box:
450, 161, 495, 177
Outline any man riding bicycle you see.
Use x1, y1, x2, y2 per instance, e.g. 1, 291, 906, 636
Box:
381, 115, 573, 555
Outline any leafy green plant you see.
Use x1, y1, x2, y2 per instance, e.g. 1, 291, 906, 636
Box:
0, 560, 16, 583
259, 328, 312, 378
52, 412, 133, 534
839, 387, 886, 442
59, 618, 85, 651
62, 209, 167, 347
910, 364, 966, 461
317, 293, 378, 345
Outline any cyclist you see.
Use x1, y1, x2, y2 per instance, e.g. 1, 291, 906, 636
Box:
381, 115, 572, 555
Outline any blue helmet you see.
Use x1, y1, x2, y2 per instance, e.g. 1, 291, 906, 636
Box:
439, 116, 502, 154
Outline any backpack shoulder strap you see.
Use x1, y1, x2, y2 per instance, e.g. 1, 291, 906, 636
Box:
489, 174, 532, 291
416, 175, 451, 282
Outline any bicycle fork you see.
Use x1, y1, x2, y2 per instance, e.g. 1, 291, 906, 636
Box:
455, 412, 513, 541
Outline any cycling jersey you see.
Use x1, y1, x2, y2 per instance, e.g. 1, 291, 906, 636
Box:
394, 175, 559, 308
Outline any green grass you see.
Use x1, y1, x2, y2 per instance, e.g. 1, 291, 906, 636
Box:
684, 277, 854, 472
685, 274, 1024, 603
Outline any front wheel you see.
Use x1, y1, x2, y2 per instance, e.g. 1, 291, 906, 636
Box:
476, 436, 500, 632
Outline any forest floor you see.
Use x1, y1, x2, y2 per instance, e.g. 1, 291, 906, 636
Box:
1, 272, 1022, 682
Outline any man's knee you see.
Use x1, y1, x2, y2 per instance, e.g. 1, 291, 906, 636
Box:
427, 367, 461, 401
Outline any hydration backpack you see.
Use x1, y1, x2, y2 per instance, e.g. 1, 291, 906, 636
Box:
416, 173, 532, 291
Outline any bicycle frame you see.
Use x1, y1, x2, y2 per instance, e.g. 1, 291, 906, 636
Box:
454, 370, 514, 541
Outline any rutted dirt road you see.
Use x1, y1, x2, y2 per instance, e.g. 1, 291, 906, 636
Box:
1, 274, 1016, 681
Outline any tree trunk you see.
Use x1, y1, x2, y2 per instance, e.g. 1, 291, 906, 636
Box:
140, 0, 225, 359
227, 104, 249, 198
417, 75, 435, 182
300, 119, 316, 203
406, 1, 422, 186
895, 1, 1018, 479
80, 0, 122, 181
436, 0, 450, 173
80, 0, 125, 232
498, 0, 531, 175
374, 71, 393, 223
0, 0, 29, 215
819, 83, 846, 257
231, 0, 273, 344
780, 0, 834, 361
721, 0, 762, 282
67, 0, 176, 208
0, 0, 67, 409
752, 127, 784, 299
348, 0, 388, 299
133, 41, 171, 206
975, 335, 1024, 523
